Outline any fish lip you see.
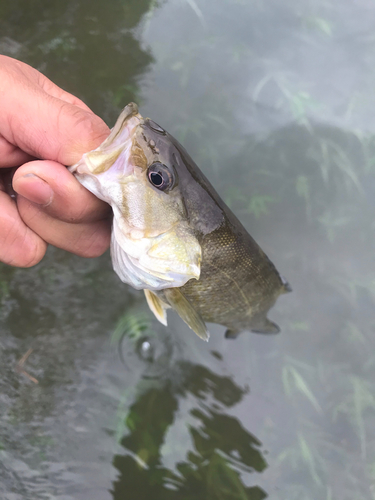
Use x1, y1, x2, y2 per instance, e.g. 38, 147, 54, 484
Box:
68, 104, 144, 207
68, 102, 143, 176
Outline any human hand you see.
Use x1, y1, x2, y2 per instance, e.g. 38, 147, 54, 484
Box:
0, 55, 112, 267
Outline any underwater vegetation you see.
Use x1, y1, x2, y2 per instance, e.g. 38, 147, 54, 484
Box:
1, 0, 375, 499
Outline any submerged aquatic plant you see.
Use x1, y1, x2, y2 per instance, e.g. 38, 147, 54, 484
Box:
111, 310, 152, 347
2, 0, 375, 499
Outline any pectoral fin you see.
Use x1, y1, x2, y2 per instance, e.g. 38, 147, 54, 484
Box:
164, 288, 210, 342
144, 289, 169, 326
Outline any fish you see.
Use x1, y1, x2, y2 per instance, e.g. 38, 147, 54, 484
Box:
69, 103, 291, 341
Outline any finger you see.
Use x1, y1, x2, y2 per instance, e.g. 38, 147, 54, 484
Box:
3, 95, 110, 165
0, 191, 47, 267
0, 136, 34, 168
17, 196, 111, 258
0, 67, 110, 165
13, 160, 111, 223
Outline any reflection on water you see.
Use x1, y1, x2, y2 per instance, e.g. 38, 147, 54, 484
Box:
113, 361, 267, 500
1, 0, 375, 499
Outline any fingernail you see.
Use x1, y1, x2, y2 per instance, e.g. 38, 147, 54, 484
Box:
20, 173, 54, 206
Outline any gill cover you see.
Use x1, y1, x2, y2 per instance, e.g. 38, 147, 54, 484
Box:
69, 103, 201, 291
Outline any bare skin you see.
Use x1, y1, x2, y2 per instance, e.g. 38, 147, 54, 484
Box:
0, 55, 113, 267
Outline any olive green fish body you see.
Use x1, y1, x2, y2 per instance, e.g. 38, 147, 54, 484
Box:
154, 139, 289, 338
179, 223, 287, 337
70, 103, 290, 341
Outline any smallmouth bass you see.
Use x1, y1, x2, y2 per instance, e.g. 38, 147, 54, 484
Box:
70, 103, 290, 341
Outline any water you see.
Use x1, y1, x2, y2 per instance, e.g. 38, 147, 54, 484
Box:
1, 1, 375, 498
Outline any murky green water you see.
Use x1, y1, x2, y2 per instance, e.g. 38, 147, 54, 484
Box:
1, 1, 375, 498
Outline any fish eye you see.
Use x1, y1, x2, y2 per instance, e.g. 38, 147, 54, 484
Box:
147, 162, 174, 191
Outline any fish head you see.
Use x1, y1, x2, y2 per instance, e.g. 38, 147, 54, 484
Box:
69, 103, 203, 290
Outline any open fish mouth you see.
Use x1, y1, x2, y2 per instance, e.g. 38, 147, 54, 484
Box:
69, 103, 201, 291
69, 103, 142, 204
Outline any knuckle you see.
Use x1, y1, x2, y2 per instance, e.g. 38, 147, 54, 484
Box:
68, 107, 107, 142
19, 245, 45, 267
56, 101, 109, 165
57, 105, 109, 165
75, 112, 109, 147
1, 222, 45, 267
68, 199, 93, 224
76, 224, 110, 258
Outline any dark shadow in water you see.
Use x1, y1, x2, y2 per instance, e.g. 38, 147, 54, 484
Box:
112, 362, 267, 500
0, 0, 155, 122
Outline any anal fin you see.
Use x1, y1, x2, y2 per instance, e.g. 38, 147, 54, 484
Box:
164, 288, 210, 342
144, 289, 169, 326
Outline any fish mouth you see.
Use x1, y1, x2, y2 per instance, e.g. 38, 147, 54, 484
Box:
69, 102, 143, 177
68, 103, 143, 204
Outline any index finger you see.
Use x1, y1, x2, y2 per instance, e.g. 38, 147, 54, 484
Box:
2, 95, 110, 166
0, 63, 110, 165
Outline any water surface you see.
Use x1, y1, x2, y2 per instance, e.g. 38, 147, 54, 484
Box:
1, 1, 375, 499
